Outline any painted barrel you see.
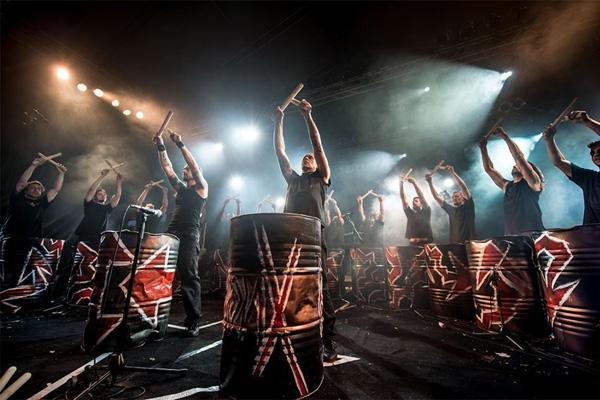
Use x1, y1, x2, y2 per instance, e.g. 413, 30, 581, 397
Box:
385, 246, 428, 310
220, 213, 323, 399
350, 247, 387, 306
466, 236, 547, 336
66, 241, 98, 306
326, 248, 344, 302
533, 224, 600, 358
82, 230, 179, 352
424, 243, 474, 320
0, 237, 64, 314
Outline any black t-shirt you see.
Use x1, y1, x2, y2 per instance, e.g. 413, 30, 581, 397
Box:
2, 191, 52, 237
284, 169, 329, 224
325, 221, 345, 249
361, 219, 384, 248
569, 163, 600, 224
75, 200, 114, 241
441, 197, 476, 243
404, 206, 433, 241
167, 186, 206, 236
503, 180, 544, 235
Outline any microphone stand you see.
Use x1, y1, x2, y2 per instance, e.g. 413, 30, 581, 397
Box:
73, 212, 186, 400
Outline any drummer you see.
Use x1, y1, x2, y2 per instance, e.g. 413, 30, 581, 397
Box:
272, 99, 338, 362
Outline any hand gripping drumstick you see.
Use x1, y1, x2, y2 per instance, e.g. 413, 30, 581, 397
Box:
549, 97, 578, 129
401, 168, 413, 181
155, 110, 174, 139
280, 83, 304, 111
150, 179, 164, 186
37, 153, 67, 171
105, 160, 126, 174
432, 160, 445, 173
483, 118, 503, 140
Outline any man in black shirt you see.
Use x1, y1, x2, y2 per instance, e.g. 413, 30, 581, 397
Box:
154, 129, 207, 337
273, 99, 338, 362
543, 110, 600, 224
2, 156, 66, 238
357, 191, 385, 248
480, 127, 545, 235
400, 176, 433, 245
52, 168, 122, 299
425, 164, 476, 243
324, 197, 345, 250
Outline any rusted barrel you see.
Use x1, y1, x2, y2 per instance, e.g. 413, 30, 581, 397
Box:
66, 241, 98, 306
350, 247, 386, 306
385, 246, 428, 310
533, 224, 600, 358
326, 248, 344, 302
82, 230, 179, 352
0, 237, 64, 314
220, 213, 323, 399
466, 236, 547, 336
424, 243, 474, 320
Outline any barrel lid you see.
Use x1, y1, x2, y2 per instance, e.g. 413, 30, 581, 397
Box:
231, 212, 321, 224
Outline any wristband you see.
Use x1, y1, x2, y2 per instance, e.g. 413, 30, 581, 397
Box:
175, 140, 185, 148
156, 143, 166, 152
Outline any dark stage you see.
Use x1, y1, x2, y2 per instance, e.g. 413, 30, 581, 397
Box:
3, 296, 599, 400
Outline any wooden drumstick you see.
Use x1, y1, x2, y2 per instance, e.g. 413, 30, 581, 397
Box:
550, 97, 578, 129
105, 159, 125, 174
280, 83, 304, 111
432, 160, 445, 173
484, 118, 503, 139
402, 168, 413, 180
151, 179, 164, 186
155, 110, 174, 139
0, 367, 16, 393
0, 372, 31, 400
37, 153, 65, 170
290, 98, 301, 106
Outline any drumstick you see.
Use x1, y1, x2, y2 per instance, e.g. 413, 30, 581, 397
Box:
326, 190, 335, 202
484, 118, 503, 139
155, 110, 174, 139
105, 159, 125, 174
550, 97, 578, 129
37, 153, 64, 170
280, 83, 304, 111
401, 168, 413, 180
151, 179, 164, 186
112, 162, 126, 169
0, 367, 16, 393
0, 372, 31, 400
38, 152, 61, 161
432, 160, 445, 172
290, 98, 301, 106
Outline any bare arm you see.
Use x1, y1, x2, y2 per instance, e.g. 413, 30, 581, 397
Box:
218, 199, 230, 222
399, 179, 409, 209
46, 163, 67, 202
234, 198, 241, 216
377, 196, 384, 222
16, 157, 46, 192
158, 185, 169, 214
424, 174, 444, 206
136, 184, 152, 206
568, 111, 600, 136
110, 173, 123, 208
332, 198, 345, 225
85, 169, 110, 202
300, 100, 330, 184
168, 130, 208, 198
357, 197, 366, 222
272, 107, 293, 181
542, 126, 572, 177
154, 136, 184, 192
445, 165, 472, 199
496, 128, 542, 191
325, 201, 331, 226
409, 177, 428, 208
479, 136, 509, 191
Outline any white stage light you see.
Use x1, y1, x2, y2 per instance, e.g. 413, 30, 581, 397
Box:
215, 142, 224, 152
275, 197, 285, 207
235, 126, 260, 142
93, 88, 104, 97
135, 111, 144, 119
123, 109, 132, 116
56, 67, 70, 81
444, 178, 454, 188
112, 99, 120, 107
424, 86, 431, 92
500, 71, 513, 81
76, 83, 87, 92
229, 175, 243, 190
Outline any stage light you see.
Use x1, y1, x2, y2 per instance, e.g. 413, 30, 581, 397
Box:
229, 175, 243, 190
215, 142, 224, 152
112, 99, 120, 107
500, 71, 513, 81
443, 178, 454, 188
235, 125, 260, 143
123, 109, 132, 116
76, 83, 87, 92
135, 111, 144, 119
93, 88, 104, 97
56, 67, 70, 81
424, 86, 431, 92
275, 197, 285, 208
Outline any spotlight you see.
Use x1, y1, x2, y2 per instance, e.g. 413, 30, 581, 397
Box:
235, 125, 260, 142
500, 71, 513, 81
56, 67, 70, 81
76, 83, 87, 92
123, 109, 132, 116
93, 89, 104, 97
275, 197, 285, 208
229, 175, 243, 190
443, 178, 454, 188
135, 111, 144, 119
423, 86, 431, 92
215, 142, 224, 152
111, 99, 120, 107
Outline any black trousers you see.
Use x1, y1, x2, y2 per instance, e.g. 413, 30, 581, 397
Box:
321, 236, 337, 346
171, 231, 203, 325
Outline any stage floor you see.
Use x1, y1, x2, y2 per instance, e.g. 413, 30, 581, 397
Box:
2, 297, 599, 399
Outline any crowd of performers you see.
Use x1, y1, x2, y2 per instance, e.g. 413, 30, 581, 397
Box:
2, 98, 599, 363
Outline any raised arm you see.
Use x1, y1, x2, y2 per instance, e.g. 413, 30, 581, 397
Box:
408, 177, 428, 208
299, 100, 330, 184
158, 185, 169, 214
444, 165, 471, 199
567, 110, 600, 136
399, 178, 409, 209
424, 173, 444, 206
218, 198, 231, 222
16, 157, 46, 192
479, 135, 509, 191
46, 162, 67, 202
542, 126, 573, 180
356, 196, 366, 222
154, 135, 184, 192
136, 183, 152, 206
168, 130, 208, 198
85, 169, 110, 202
272, 107, 293, 181
376, 195, 384, 222
495, 127, 542, 192
325, 200, 332, 226
331, 198, 345, 225
234, 198, 241, 216
110, 173, 123, 208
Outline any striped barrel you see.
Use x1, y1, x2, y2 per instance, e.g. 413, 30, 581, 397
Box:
385, 246, 428, 310
326, 248, 344, 302
350, 247, 387, 306
66, 241, 98, 306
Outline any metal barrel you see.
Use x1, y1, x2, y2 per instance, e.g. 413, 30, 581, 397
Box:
385, 246, 428, 310
533, 224, 600, 358
220, 213, 323, 399
326, 248, 344, 302
424, 243, 474, 320
66, 241, 98, 306
82, 230, 179, 353
466, 236, 547, 336
350, 247, 387, 306
0, 237, 63, 314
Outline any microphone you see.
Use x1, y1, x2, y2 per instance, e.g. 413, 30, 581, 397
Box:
131, 204, 162, 218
